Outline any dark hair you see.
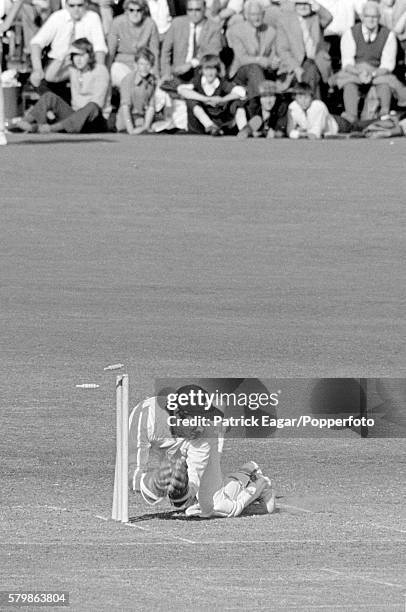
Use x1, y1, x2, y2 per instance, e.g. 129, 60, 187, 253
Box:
134, 46, 155, 67
292, 82, 313, 96
200, 54, 221, 70
70, 37, 95, 69
123, 0, 150, 17
187, 0, 205, 7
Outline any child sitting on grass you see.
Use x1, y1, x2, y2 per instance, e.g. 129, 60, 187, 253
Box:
244, 80, 289, 138
287, 82, 339, 139
287, 82, 375, 139
177, 54, 248, 136
116, 47, 157, 135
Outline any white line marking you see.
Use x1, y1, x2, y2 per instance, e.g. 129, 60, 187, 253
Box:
288, 606, 403, 610
322, 568, 406, 590
370, 523, 406, 534
91, 512, 197, 544
124, 522, 197, 544
7, 505, 68, 511
192, 538, 403, 544
94, 515, 108, 521
279, 503, 315, 514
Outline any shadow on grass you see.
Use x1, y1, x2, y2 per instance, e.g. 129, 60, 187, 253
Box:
129, 503, 282, 522
8, 137, 117, 145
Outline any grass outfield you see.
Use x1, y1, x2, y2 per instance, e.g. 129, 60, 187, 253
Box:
1, 134, 405, 610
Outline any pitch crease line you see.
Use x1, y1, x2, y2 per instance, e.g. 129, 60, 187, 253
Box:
322, 568, 406, 590
92, 513, 197, 544
278, 503, 315, 514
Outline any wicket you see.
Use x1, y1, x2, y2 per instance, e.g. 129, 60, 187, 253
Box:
112, 374, 129, 522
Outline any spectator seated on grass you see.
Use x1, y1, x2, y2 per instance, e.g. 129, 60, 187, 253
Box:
108, 0, 160, 88
16, 38, 109, 133
242, 79, 289, 137
116, 47, 157, 133
286, 81, 374, 138
29, 0, 107, 89
177, 53, 248, 135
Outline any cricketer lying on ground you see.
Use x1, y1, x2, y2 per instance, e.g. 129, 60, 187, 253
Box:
128, 396, 276, 518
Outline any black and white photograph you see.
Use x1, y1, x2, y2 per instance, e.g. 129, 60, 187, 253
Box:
1, 0, 405, 608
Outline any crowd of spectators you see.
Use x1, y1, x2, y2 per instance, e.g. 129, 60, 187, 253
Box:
2, 0, 406, 139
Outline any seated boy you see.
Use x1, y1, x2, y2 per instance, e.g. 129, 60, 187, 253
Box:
116, 47, 157, 135
15, 38, 109, 134
287, 82, 375, 139
243, 80, 289, 138
287, 82, 339, 139
177, 54, 248, 136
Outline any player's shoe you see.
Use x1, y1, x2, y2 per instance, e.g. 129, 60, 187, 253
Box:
185, 502, 202, 517
185, 502, 212, 518
0, 131, 7, 146
257, 476, 276, 514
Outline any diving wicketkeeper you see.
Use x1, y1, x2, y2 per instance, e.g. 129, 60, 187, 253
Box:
128, 386, 276, 518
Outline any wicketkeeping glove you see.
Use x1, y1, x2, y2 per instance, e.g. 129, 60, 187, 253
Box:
147, 461, 172, 498
168, 455, 189, 507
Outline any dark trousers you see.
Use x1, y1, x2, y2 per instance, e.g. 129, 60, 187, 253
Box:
333, 115, 375, 133
234, 63, 277, 117
186, 98, 241, 134
26, 91, 106, 133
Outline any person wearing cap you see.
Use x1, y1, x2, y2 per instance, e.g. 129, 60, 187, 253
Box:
242, 79, 289, 137
177, 53, 248, 134
276, 0, 332, 98
226, 0, 279, 117
15, 38, 109, 133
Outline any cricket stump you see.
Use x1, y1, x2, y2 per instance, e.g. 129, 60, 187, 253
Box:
112, 373, 129, 522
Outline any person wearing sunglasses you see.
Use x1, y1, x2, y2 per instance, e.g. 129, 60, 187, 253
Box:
107, 0, 159, 87
29, 0, 107, 88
